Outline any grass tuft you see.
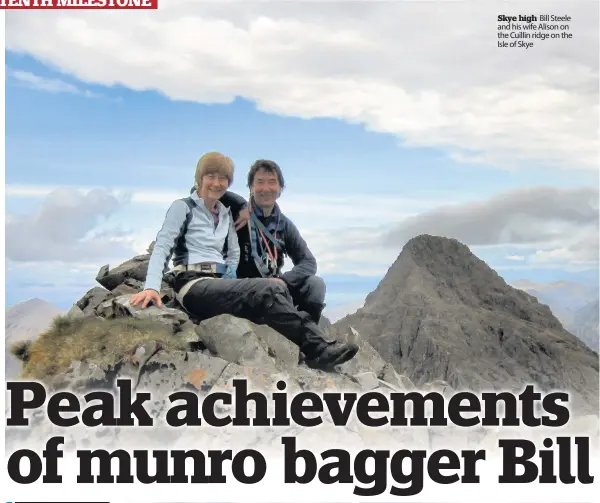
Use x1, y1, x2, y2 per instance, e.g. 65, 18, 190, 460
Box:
9, 340, 32, 363
21, 315, 189, 381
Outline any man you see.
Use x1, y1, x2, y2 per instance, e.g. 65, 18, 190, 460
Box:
220, 160, 326, 326
132, 152, 358, 370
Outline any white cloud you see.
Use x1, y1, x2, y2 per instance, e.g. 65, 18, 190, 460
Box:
6, 183, 597, 276
505, 255, 526, 261
383, 186, 598, 247
5, 183, 461, 229
5, 187, 137, 262
7, 68, 102, 97
5, 183, 437, 276
5, 184, 183, 204
6, 0, 599, 171
310, 186, 599, 274
531, 227, 599, 265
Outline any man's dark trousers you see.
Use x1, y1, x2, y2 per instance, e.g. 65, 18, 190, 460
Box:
173, 272, 329, 358
287, 275, 326, 325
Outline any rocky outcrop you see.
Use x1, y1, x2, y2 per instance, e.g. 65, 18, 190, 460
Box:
40, 253, 418, 396
8, 252, 443, 453
330, 235, 599, 416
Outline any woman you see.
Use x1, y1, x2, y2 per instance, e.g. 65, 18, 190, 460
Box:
132, 151, 240, 309
132, 152, 358, 370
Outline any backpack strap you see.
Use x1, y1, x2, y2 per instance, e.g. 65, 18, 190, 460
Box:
182, 197, 196, 211
222, 207, 231, 258
178, 196, 197, 241
249, 212, 283, 251
176, 196, 230, 258
169, 197, 196, 268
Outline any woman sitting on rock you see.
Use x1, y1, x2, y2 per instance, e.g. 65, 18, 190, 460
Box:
131, 152, 358, 370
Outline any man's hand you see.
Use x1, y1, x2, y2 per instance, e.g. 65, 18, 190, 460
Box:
269, 278, 287, 289
235, 207, 250, 231
131, 289, 162, 309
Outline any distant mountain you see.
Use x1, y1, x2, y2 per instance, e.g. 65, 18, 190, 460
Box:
331, 235, 599, 415
5, 298, 63, 380
565, 299, 599, 352
324, 300, 366, 323
512, 279, 598, 348
511, 279, 597, 321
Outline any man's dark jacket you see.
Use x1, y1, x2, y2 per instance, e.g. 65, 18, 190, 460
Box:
220, 191, 317, 290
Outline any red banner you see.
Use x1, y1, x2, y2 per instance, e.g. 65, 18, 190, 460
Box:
0, 0, 158, 9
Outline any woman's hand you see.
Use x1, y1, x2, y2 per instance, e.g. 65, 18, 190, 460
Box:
131, 289, 162, 309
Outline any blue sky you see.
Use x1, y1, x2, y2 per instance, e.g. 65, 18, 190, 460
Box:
4, 2, 599, 320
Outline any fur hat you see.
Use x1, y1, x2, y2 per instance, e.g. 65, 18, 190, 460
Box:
195, 152, 234, 190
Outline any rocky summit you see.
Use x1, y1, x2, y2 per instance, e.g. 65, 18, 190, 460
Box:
43, 252, 419, 395
330, 235, 599, 416
7, 234, 599, 454
9, 248, 452, 453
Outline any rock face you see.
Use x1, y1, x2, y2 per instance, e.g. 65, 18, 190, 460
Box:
330, 235, 599, 415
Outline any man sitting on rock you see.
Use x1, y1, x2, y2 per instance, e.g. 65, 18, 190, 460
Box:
218, 159, 327, 326
131, 152, 358, 370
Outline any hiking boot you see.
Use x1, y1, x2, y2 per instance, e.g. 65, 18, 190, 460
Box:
304, 341, 359, 370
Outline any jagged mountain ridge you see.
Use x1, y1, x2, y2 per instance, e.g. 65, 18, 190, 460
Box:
331, 234, 599, 415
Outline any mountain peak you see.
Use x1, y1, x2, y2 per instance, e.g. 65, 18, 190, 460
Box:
363, 234, 559, 329
398, 233, 500, 282
6, 298, 62, 318
332, 235, 598, 414
402, 234, 471, 257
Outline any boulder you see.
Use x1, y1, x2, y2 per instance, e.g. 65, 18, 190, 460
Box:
95, 294, 190, 332
196, 315, 299, 372
66, 304, 86, 319
76, 286, 113, 315
95, 254, 151, 291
